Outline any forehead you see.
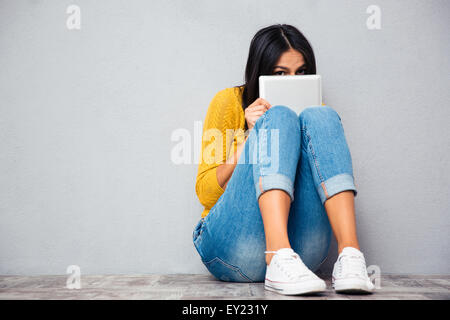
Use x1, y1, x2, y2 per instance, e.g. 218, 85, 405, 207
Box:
275, 49, 305, 66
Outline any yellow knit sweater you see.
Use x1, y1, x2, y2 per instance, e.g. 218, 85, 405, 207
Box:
195, 85, 246, 218
195, 85, 324, 218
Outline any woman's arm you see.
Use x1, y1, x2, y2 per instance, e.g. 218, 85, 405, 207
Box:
216, 134, 249, 190
216, 97, 272, 190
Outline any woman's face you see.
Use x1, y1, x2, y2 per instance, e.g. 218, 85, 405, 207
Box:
272, 48, 306, 76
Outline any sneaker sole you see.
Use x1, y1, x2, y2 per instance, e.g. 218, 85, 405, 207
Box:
332, 279, 374, 294
264, 279, 326, 296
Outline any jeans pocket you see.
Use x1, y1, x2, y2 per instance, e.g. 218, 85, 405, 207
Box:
202, 257, 252, 282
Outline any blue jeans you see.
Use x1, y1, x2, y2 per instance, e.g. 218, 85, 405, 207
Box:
192, 105, 358, 282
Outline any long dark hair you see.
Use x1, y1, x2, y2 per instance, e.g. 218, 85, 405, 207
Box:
236, 24, 317, 130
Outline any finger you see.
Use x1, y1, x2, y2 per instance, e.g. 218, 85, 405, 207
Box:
249, 104, 269, 112
250, 98, 270, 109
256, 98, 272, 108
249, 111, 266, 118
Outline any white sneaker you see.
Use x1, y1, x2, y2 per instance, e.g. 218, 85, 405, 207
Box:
332, 247, 375, 293
264, 248, 326, 295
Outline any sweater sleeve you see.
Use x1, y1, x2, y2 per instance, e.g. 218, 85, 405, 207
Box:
195, 89, 237, 210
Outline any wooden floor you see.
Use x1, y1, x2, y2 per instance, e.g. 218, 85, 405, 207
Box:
0, 274, 449, 300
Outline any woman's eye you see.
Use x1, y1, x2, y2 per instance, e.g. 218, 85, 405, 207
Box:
273, 70, 305, 75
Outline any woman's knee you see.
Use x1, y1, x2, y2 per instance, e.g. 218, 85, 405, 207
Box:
252, 105, 301, 152
267, 105, 298, 122
299, 105, 341, 127
256, 105, 299, 130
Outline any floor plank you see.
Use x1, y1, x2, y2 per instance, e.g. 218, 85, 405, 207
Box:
0, 274, 448, 300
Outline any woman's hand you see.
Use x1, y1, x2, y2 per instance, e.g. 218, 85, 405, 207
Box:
245, 98, 272, 131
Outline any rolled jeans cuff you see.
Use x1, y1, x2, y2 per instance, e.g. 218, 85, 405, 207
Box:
255, 173, 295, 203
317, 173, 358, 205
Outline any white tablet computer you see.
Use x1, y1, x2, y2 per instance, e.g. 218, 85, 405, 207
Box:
259, 74, 322, 115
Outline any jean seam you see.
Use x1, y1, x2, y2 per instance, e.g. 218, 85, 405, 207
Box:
258, 115, 269, 177
203, 256, 253, 282
300, 127, 309, 152
314, 248, 330, 272
302, 126, 324, 183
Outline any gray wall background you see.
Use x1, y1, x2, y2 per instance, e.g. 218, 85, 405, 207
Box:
1, 0, 449, 275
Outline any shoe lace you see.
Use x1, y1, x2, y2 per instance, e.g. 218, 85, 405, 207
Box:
266, 251, 313, 280
339, 255, 368, 278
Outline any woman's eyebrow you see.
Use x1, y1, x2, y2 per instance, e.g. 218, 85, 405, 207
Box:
273, 64, 306, 70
